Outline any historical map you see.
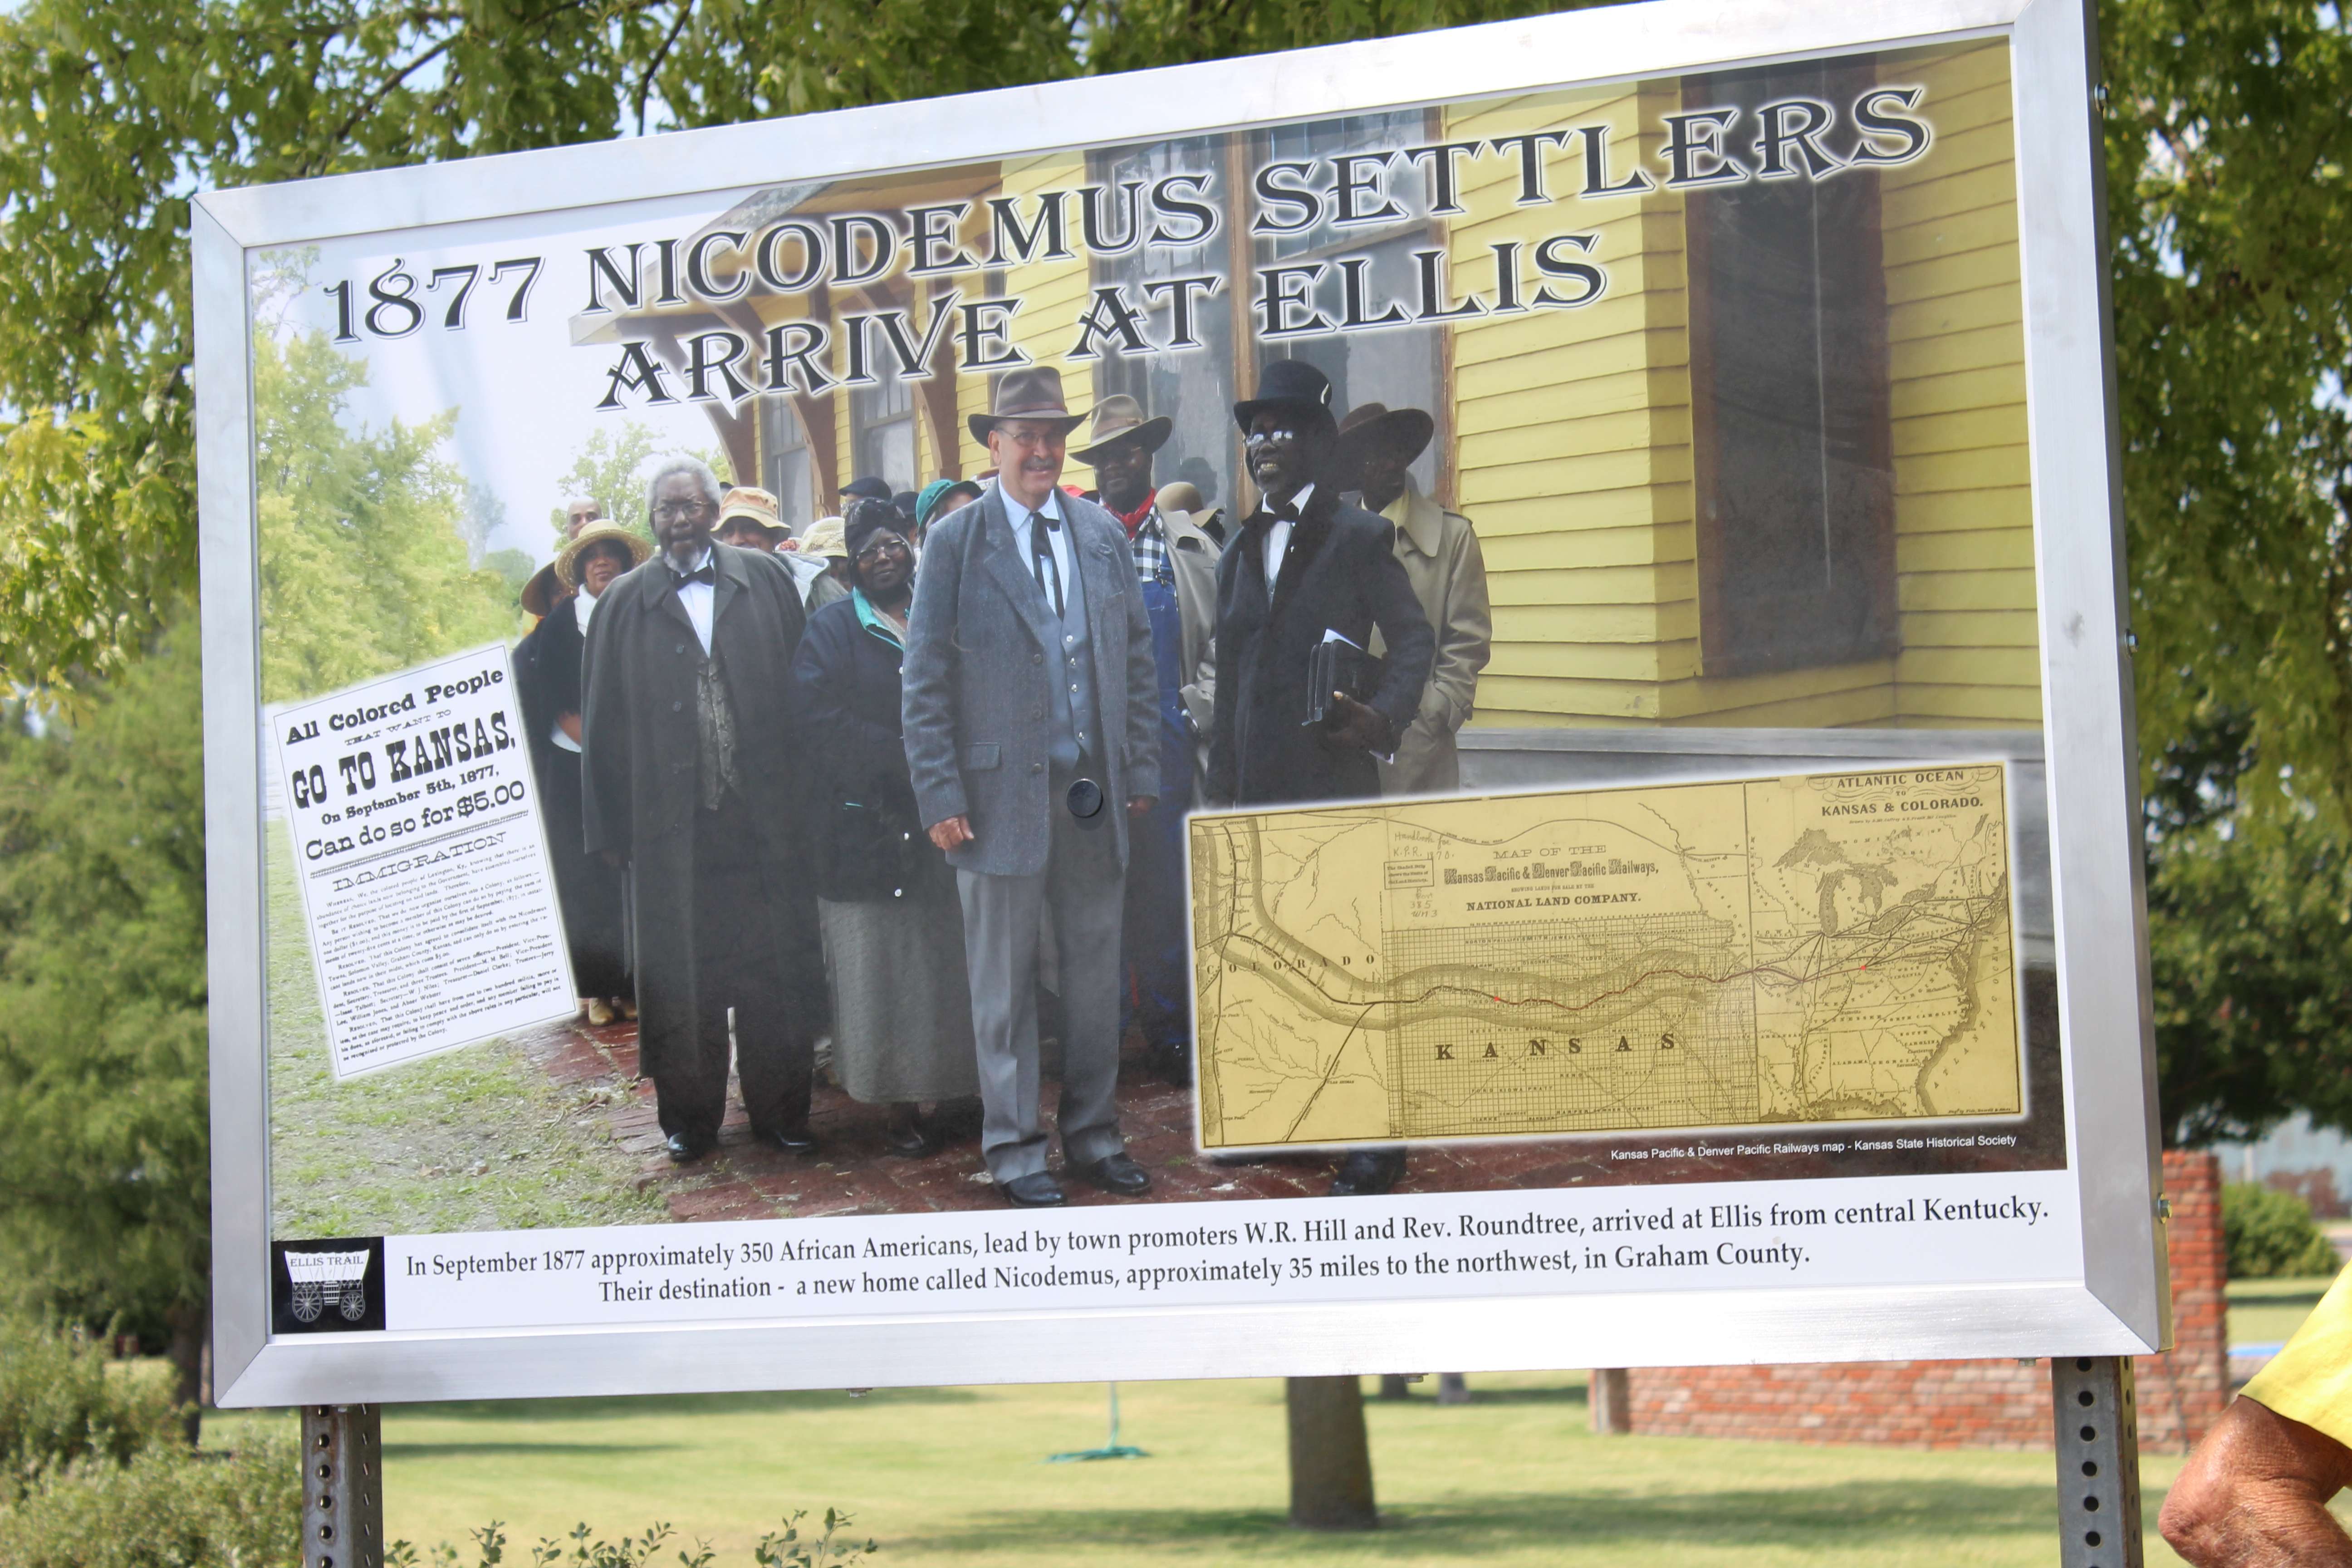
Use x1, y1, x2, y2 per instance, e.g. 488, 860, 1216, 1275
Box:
1188, 764, 2023, 1148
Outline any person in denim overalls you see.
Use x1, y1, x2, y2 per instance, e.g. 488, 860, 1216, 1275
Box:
1074, 396, 1222, 1087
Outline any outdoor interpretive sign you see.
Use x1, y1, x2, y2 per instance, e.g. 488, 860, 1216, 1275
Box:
196, 0, 2162, 1408
270, 647, 576, 1078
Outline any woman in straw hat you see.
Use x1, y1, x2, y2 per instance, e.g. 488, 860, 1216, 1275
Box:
516, 522, 651, 1025
792, 497, 980, 1154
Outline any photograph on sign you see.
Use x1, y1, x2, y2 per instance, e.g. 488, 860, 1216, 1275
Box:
207, 6, 2149, 1391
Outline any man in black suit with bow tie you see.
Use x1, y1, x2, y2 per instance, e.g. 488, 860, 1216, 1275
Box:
580, 456, 822, 1165
1206, 358, 1435, 1194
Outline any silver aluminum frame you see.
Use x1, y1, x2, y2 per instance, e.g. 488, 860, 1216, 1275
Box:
197, 0, 2162, 1407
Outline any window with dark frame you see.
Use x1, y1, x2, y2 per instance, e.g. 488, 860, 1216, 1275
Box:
850, 373, 916, 495
757, 394, 814, 534
1686, 59, 1900, 679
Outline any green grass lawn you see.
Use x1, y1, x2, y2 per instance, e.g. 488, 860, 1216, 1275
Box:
209, 1372, 2203, 1567
265, 824, 663, 1238
2229, 1274, 2340, 1348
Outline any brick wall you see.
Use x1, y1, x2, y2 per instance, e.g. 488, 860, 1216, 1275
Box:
1622, 1151, 2228, 1450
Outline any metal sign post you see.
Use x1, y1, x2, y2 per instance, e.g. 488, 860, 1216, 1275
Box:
2053, 1357, 2144, 1568
301, 1403, 384, 1568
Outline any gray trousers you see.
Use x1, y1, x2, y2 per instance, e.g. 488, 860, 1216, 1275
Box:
956, 792, 1128, 1181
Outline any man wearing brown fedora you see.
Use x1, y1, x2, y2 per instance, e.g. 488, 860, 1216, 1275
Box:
1073, 394, 1220, 1085
1335, 403, 1491, 797
902, 366, 1161, 1208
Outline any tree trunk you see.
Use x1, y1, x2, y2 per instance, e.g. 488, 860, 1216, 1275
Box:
164, 1298, 209, 1447
1591, 1367, 1632, 1434
1285, 1375, 1377, 1530
1376, 1374, 1412, 1400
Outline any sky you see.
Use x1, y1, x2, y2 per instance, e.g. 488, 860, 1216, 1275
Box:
262, 185, 754, 564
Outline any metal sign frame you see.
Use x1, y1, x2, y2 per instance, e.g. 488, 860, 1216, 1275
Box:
196, 0, 2161, 1407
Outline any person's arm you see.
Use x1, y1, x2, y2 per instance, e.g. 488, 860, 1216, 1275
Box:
1362, 523, 1436, 745
900, 516, 970, 841
1116, 529, 1161, 810
1417, 520, 1490, 740
577, 590, 630, 863
1205, 552, 1239, 805
2162, 1397, 2352, 1566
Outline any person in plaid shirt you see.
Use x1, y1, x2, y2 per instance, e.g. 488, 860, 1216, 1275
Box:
1075, 396, 1221, 1086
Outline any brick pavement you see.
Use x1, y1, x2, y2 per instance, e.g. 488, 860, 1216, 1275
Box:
514, 1010, 1620, 1220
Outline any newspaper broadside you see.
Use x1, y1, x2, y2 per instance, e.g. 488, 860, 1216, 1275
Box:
271, 646, 576, 1077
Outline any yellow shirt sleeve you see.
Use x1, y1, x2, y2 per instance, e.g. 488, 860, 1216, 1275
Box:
2243, 1266, 2352, 1446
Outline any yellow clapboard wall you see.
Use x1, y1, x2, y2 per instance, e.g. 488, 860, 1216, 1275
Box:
1445, 40, 2037, 731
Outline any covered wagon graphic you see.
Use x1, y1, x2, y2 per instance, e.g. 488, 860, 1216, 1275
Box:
284, 1248, 370, 1323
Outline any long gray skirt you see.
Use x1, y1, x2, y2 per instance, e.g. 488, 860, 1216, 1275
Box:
818, 889, 982, 1104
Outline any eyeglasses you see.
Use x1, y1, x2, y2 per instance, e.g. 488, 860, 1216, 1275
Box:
855, 536, 912, 564
651, 500, 710, 521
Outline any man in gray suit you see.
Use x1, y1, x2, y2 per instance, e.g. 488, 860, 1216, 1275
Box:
901, 367, 1161, 1208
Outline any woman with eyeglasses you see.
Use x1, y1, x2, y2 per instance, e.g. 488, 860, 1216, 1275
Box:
790, 497, 979, 1156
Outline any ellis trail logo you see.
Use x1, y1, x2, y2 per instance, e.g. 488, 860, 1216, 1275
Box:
272, 1239, 387, 1334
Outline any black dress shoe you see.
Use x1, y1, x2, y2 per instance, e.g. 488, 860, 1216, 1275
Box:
665, 1132, 715, 1164
882, 1116, 942, 1158
750, 1126, 818, 1155
1329, 1149, 1406, 1197
1001, 1171, 1065, 1207
1079, 1153, 1153, 1196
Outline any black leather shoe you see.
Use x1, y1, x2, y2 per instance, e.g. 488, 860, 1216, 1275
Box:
1001, 1171, 1065, 1207
1329, 1149, 1405, 1197
664, 1132, 715, 1165
883, 1116, 941, 1158
1079, 1153, 1153, 1196
751, 1126, 818, 1155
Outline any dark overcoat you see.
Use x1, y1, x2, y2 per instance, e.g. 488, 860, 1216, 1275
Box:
791, 594, 952, 905
514, 594, 629, 996
578, 543, 812, 1076
1207, 487, 1436, 806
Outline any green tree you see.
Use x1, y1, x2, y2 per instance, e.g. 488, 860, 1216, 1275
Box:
550, 420, 725, 549
254, 322, 516, 703
0, 626, 211, 1433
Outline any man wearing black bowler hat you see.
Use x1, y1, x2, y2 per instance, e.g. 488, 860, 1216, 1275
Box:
900, 366, 1162, 1208
1208, 358, 1435, 1195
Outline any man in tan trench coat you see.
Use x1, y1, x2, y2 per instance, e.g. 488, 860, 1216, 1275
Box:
1337, 402, 1491, 797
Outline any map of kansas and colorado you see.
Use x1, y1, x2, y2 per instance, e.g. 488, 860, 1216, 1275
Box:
1189, 764, 2023, 1150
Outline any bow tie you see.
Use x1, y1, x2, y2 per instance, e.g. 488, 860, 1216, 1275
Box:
676, 564, 716, 586
1246, 501, 1301, 536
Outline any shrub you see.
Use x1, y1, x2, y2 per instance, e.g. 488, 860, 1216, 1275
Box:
0, 1431, 301, 1568
2224, 1181, 2343, 1278
0, 1316, 178, 1495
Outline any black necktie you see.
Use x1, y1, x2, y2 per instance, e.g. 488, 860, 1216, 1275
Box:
678, 564, 716, 586
1029, 509, 1065, 618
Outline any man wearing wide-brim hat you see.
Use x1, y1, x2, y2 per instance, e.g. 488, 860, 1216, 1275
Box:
903, 364, 1162, 1209
1334, 402, 1491, 798
1073, 393, 1221, 1086
715, 485, 789, 550
1209, 358, 1434, 1200
1210, 358, 1434, 810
